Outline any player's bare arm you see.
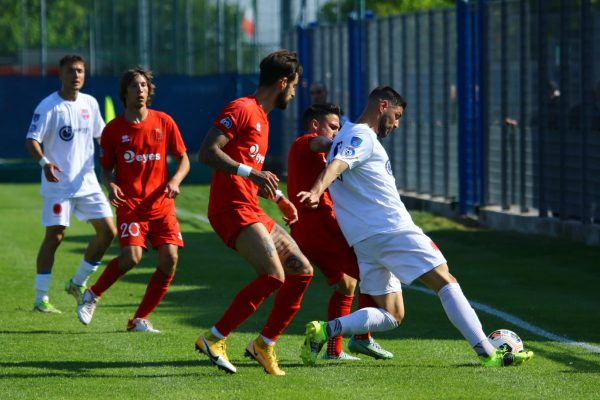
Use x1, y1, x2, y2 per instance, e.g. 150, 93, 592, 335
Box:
26, 138, 62, 182
297, 158, 349, 209
101, 165, 126, 207
308, 136, 333, 153
165, 152, 190, 198
274, 192, 298, 226
199, 126, 279, 198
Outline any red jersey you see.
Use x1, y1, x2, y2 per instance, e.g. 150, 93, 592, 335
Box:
208, 96, 269, 217
100, 109, 187, 219
287, 133, 335, 218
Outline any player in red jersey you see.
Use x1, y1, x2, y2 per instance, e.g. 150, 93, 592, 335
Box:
287, 104, 393, 360
76, 66, 190, 333
196, 50, 313, 375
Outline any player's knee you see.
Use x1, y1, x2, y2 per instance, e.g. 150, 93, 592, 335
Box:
283, 254, 312, 275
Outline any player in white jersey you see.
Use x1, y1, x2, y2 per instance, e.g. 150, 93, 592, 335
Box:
25, 54, 116, 314
298, 86, 534, 368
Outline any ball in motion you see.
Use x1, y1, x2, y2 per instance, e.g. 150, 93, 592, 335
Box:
488, 329, 524, 353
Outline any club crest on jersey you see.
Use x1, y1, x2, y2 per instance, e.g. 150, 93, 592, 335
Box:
121, 134, 130, 143
350, 136, 363, 147
220, 117, 233, 129
249, 143, 265, 164
385, 159, 393, 175
342, 146, 356, 158
59, 125, 74, 141
81, 108, 90, 120
153, 128, 163, 141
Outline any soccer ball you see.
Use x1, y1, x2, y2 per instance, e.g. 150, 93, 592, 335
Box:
487, 329, 524, 353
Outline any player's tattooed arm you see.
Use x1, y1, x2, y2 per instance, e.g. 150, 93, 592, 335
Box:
200, 126, 279, 198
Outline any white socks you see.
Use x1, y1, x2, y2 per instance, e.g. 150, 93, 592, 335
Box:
438, 283, 495, 357
34, 273, 52, 302
328, 307, 398, 337
72, 260, 101, 286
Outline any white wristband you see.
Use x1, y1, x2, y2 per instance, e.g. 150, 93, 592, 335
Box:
274, 190, 283, 203
237, 163, 252, 177
39, 157, 50, 168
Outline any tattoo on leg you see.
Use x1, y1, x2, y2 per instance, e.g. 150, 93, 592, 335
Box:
284, 254, 304, 274
262, 236, 276, 259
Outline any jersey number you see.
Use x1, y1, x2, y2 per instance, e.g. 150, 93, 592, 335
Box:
120, 222, 141, 238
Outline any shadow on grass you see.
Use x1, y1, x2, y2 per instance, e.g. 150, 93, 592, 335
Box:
58, 223, 600, 356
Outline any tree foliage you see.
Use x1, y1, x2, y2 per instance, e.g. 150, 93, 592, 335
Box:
318, 0, 456, 23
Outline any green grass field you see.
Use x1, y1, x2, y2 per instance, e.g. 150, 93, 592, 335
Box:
1, 183, 599, 399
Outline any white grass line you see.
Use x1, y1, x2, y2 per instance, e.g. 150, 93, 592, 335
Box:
176, 207, 210, 224
408, 285, 600, 354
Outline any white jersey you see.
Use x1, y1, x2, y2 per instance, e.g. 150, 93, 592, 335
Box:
327, 122, 415, 246
26, 91, 105, 198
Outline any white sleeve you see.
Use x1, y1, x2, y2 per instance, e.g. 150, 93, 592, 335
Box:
332, 129, 374, 170
26, 102, 52, 143
91, 97, 106, 139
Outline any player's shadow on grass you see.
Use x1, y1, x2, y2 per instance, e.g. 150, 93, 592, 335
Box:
0, 359, 219, 379
61, 227, 600, 348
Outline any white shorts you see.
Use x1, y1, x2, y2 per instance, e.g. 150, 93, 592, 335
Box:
353, 227, 447, 296
42, 192, 113, 227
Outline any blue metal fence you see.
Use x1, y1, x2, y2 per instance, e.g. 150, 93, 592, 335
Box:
282, 0, 600, 230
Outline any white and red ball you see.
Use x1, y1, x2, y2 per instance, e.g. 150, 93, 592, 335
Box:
488, 329, 524, 353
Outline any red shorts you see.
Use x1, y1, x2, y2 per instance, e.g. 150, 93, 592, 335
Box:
116, 208, 183, 249
209, 206, 275, 249
291, 213, 359, 285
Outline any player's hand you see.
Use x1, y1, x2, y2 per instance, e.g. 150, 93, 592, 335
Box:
277, 196, 298, 226
43, 163, 62, 183
297, 191, 320, 209
249, 170, 279, 199
107, 182, 126, 207
164, 180, 181, 199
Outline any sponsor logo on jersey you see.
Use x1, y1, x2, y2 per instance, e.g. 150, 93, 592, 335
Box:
124, 150, 161, 163
153, 128, 163, 141
342, 146, 356, 158
385, 159, 393, 175
248, 143, 265, 164
256, 122, 261, 132
350, 136, 363, 147
81, 108, 90, 120
59, 125, 74, 141
32, 113, 40, 122
220, 116, 233, 129
121, 134, 130, 143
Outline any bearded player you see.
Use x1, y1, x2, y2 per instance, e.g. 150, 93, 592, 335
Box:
196, 50, 313, 375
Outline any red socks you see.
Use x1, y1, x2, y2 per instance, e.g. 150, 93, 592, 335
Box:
214, 274, 284, 337
261, 274, 313, 342
327, 291, 354, 356
133, 268, 174, 319
90, 258, 125, 297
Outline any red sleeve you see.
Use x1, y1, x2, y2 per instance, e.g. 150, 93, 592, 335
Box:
212, 100, 248, 139
99, 122, 116, 170
166, 115, 187, 157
